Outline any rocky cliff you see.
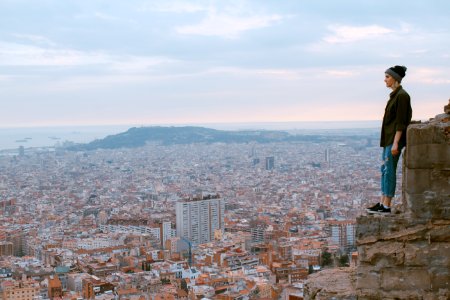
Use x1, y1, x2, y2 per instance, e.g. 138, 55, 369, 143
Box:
304, 101, 450, 300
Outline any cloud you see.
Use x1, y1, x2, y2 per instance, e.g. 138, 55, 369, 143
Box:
409, 67, 450, 84
323, 25, 394, 44
169, 1, 284, 39
408, 49, 429, 55
11, 34, 57, 46
139, 1, 207, 13
204, 66, 361, 81
201, 66, 305, 80
0, 75, 13, 81
323, 24, 393, 44
325, 70, 359, 78
0, 41, 175, 73
177, 12, 282, 38
0, 41, 110, 67
139, 0, 281, 41
108, 56, 177, 73
305, 23, 403, 53
93, 12, 123, 21
73, 11, 136, 25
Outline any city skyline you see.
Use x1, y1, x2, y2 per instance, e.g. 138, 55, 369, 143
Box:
0, 132, 391, 298
1, 0, 449, 127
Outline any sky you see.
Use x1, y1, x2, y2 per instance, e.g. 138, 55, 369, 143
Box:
0, 0, 449, 128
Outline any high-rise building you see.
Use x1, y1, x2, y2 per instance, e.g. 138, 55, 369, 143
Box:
329, 220, 356, 252
159, 221, 172, 249
250, 145, 257, 157
0, 242, 13, 256
325, 148, 330, 163
265, 156, 275, 170
18, 146, 24, 157
176, 195, 225, 245
250, 225, 266, 243
9, 230, 26, 257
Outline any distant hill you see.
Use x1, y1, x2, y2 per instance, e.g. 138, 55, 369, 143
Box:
65, 126, 373, 151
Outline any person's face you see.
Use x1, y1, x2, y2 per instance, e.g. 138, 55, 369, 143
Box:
384, 74, 396, 88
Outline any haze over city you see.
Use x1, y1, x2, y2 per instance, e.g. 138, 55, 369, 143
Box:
1, 0, 449, 128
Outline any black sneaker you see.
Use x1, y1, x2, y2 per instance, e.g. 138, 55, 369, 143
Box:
375, 206, 391, 214
366, 203, 381, 213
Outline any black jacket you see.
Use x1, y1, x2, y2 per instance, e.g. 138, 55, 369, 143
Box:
380, 86, 412, 147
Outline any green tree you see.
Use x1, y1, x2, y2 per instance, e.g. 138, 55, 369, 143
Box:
321, 249, 332, 267
142, 262, 152, 271
250, 287, 260, 299
339, 254, 349, 267
180, 279, 188, 293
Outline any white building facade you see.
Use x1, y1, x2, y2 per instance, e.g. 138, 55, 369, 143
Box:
176, 196, 225, 245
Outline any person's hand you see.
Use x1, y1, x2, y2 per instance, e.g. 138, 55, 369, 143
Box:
391, 143, 400, 156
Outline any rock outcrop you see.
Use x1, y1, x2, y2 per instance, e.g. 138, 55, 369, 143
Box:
305, 100, 450, 300
303, 267, 356, 300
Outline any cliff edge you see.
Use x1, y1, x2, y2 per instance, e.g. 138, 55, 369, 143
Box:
304, 100, 450, 300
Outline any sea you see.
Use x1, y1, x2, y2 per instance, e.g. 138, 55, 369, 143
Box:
0, 121, 381, 151
0, 125, 131, 151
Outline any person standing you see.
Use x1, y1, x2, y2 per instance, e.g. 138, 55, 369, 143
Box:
367, 65, 412, 214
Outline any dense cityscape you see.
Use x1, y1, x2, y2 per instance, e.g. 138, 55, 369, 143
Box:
0, 129, 402, 299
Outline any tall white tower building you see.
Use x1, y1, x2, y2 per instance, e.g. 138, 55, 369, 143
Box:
329, 220, 356, 252
176, 195, 225, 245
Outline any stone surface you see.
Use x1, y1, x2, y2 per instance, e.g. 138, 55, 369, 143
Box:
404, 110, 450, 220
430, 221, 450, 242
407, 123, 449, 146
355, 265, 380, 290
303, 267, 357, 300
304, 105, 450, 300
358, 241, 405, 266
405, 192, 450, 220
406, 113, 450, 146
356, 214, 430, 244
405, 144, 450, 169
404, 168, 450, 195
380, 267, 431, 291
356, 108, 450, 299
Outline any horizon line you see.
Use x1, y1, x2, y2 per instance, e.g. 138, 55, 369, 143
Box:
0, 120, 384, 130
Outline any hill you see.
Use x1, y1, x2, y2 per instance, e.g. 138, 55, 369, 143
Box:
65, 126, 360, 151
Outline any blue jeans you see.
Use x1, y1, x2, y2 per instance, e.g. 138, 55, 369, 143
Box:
381, 144, 402, 198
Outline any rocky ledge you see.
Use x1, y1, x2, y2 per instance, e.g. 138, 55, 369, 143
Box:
304, 100, 450, 300
303, 267, 356, 300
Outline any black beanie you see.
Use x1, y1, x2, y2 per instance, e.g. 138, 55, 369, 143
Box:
385, 65, 407, 82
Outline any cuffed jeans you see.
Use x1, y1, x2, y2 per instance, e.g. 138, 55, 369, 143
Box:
381, 144, 402, 198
